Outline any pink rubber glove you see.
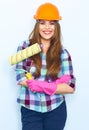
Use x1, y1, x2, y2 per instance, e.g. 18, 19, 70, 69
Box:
26, 75, 71, 95
27, 80, 57, 95
55, 75, 71, 84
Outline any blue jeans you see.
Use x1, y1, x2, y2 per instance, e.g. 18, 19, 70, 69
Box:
21, 101, 67, 130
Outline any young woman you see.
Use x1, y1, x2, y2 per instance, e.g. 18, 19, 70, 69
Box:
16, 3, 76, 130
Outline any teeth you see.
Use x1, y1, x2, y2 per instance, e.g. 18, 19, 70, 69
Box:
44, 31, 51, 34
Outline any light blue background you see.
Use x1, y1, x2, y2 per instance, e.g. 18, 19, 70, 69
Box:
0, 0, 89, 130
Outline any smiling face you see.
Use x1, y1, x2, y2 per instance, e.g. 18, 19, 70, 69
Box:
38, 20, 55, 43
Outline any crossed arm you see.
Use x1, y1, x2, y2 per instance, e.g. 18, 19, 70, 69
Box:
18, 75, 75, 95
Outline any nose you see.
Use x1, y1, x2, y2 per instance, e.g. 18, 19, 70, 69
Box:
45, 24, 50, 29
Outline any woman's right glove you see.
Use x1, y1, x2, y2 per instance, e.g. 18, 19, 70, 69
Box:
26, 75, 71, 95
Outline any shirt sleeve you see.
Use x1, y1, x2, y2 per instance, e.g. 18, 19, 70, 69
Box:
61, 49, 76, 89
15, 41, 30, 83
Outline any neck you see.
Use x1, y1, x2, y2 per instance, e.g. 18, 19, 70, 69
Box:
41, 41, 50, 54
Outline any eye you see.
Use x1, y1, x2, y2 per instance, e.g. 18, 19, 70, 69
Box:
39, 21, 45, 25
50, 21, 55, 25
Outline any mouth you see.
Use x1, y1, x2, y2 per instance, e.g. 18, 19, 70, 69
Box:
43, 30, 52, 35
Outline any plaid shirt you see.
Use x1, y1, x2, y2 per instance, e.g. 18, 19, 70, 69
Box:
15, 40, 76, 113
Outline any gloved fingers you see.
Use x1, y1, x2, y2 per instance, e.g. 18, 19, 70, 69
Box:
56, 75, 71, 84
61, 75, 71, 79
60, 75, 71, 82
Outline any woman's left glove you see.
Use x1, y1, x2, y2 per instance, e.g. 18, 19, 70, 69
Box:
26, 75, 71, 95
26, 80, 57, 95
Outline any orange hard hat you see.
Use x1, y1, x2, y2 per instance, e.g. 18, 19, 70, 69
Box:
34, 3, 62, 20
